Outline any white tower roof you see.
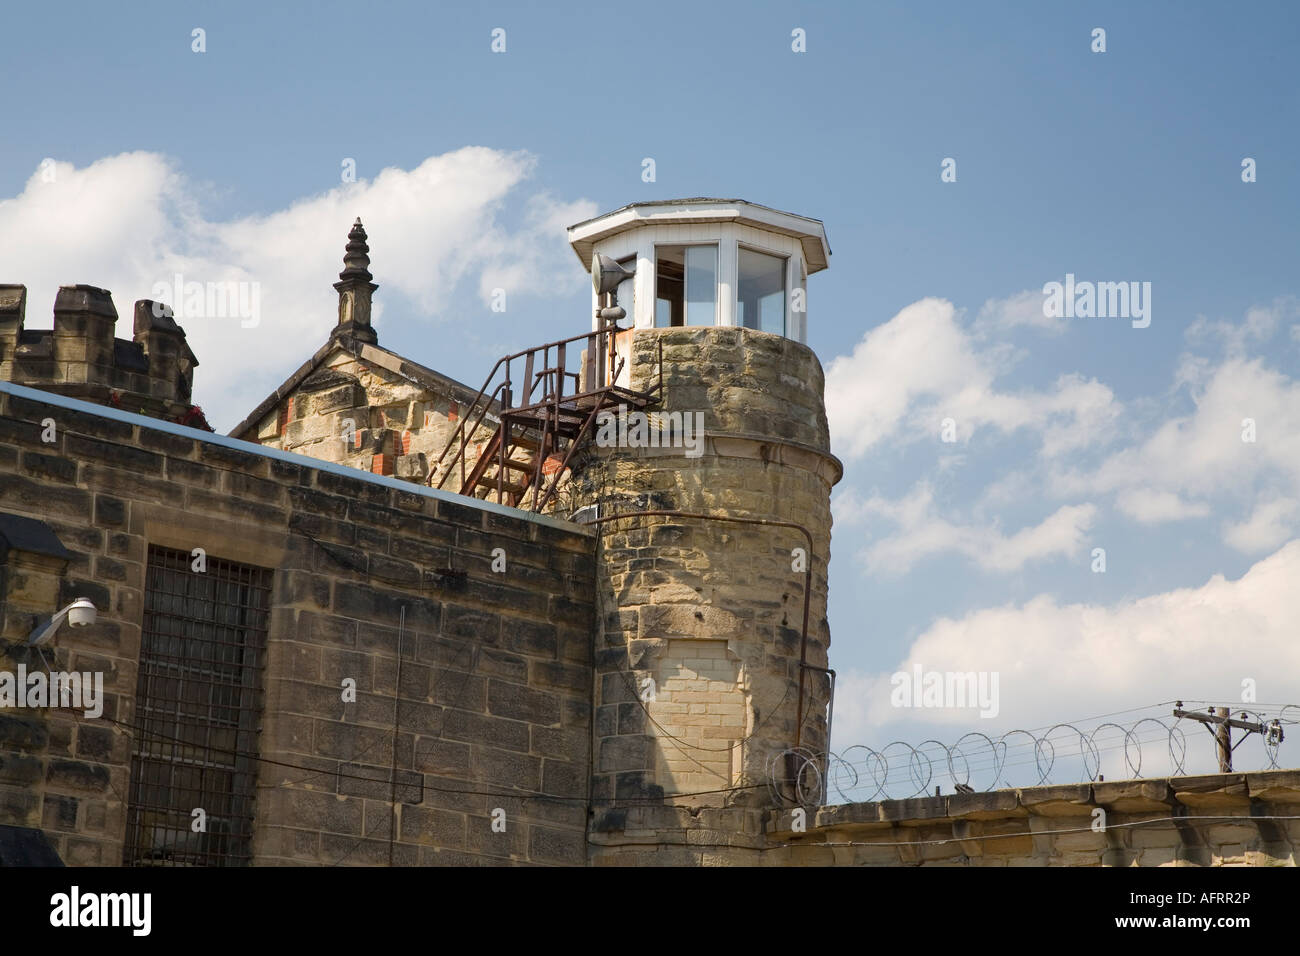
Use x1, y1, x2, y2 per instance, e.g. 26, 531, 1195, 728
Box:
567, 198, 831, 274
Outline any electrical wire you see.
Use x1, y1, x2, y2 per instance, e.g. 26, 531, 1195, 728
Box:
101, 711, 767, 807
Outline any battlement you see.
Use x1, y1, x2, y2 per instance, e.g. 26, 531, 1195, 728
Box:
0, 283, 210, 430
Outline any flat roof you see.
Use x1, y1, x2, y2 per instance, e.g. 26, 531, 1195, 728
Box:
567, 198, 831, 274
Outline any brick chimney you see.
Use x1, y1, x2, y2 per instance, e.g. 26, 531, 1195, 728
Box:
52, 285, 117, 385
332, 218, 378, 345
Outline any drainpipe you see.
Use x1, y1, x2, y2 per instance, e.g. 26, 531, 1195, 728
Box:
800, 663, 836, 805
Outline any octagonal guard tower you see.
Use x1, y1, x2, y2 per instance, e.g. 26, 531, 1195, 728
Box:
566, 199, 842, 864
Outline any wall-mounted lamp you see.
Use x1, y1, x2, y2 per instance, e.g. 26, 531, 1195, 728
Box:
27, 598, 97, 646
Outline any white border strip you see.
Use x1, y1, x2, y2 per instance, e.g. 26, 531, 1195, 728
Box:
0, 380, 590, 535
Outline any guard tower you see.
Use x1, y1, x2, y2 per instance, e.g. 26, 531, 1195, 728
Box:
569, 198, 828, 388
564, 199, 842, 864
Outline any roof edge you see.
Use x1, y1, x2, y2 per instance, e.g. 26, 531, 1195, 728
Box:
227, 336, 485, 441
0, 380, 590, 534
566, 198, 831, 273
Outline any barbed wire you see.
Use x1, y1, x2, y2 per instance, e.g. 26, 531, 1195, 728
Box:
770, 705, 1298, 805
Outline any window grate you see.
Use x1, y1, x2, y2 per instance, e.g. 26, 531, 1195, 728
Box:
123, 545, 272, 867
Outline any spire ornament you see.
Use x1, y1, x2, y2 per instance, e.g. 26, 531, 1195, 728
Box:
332, 217, 378, 344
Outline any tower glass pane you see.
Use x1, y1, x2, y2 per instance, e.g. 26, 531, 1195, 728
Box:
737, 247, 786, 335
684, 246, 717, 326
656, 245, 717, 327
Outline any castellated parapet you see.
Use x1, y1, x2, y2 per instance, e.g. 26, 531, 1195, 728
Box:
0, 283, 208, 428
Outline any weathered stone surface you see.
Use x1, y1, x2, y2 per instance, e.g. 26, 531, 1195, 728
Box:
6, 273, 1294, 869
0, 382, 596, 867
764, 771, 1300, 867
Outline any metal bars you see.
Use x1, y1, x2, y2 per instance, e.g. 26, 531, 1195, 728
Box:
122, 546, 271, 867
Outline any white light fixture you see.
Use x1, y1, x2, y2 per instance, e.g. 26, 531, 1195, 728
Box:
27, 598, 97, 646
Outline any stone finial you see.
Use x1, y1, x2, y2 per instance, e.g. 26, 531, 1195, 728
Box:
332, 218, 378, 345
340, 218, 373, 281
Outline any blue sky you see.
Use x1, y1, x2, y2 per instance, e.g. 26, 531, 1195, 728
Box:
3, 0, 1298, 792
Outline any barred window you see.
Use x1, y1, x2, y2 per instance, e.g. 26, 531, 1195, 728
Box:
123, 546, 271, 866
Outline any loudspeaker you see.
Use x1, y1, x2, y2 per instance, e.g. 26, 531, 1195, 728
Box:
592, 253, 635, 295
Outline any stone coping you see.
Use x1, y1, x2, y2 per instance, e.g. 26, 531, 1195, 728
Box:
767, 769, 1300, 835
0, 379, 590, 534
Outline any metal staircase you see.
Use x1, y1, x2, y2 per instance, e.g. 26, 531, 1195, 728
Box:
431, 325, 661, 513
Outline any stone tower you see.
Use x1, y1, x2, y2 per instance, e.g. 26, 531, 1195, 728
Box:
565, 200, 842, 863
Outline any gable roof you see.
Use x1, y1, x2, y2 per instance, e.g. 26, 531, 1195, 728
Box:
228, 331, 487, 440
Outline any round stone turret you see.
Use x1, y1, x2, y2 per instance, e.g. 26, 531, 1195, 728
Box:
566, 200, 839, 818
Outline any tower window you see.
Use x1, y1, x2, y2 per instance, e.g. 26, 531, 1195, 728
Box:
655, 245, 717, 327
737, 247, 786, 336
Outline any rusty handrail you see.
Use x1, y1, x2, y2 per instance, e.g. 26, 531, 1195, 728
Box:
432, 322, 666, 509
432, 324, 625, 493
431, 379, 507, 490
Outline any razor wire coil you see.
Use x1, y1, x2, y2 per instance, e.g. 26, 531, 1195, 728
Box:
769, 706, 1295, 805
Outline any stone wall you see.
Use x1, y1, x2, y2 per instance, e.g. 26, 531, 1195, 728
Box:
235, 341, 493, 490
767, 771, 1300, 866
0, 381, 594, 866
572, 326, 842, 865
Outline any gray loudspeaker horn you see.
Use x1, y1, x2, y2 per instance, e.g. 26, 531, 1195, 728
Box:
592, 253, 635, 295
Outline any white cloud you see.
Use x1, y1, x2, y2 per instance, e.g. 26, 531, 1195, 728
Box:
973, 288, 1063, 335
1115, 488, 1210, 524
1186, 296, 1299, 356
824, 298, 985, 459
822, 296, 1300, 785
0, 150, 596, 430
1037, 375, 1123, 457
837, 482, 1096, 575
824, 297, 1120, 462
827, 296, 1300, 578
831, 539, 1300, 749
1052, 357, 1300, 531
1224, 496, 1299, 554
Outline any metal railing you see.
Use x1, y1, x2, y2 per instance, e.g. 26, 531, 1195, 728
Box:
431, 323, 661, 511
